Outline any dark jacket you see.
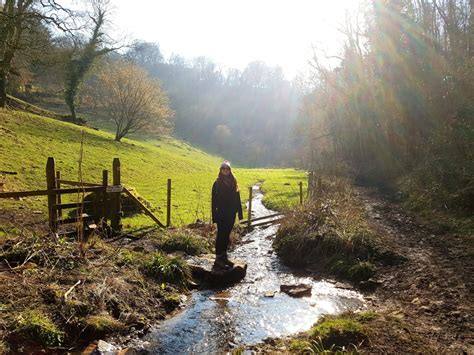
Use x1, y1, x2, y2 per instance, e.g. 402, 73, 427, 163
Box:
212, 180, 243, 223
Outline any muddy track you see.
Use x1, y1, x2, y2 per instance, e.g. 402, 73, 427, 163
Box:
358, 187, 473, 354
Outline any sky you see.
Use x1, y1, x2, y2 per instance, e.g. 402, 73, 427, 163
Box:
110, 0, 362, 79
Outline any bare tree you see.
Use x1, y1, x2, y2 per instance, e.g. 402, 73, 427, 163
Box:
63, 0, 119, 123
0, 0, 72, 107
95, 60, 173, 142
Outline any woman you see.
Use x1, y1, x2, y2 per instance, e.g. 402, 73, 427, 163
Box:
212, 160, 243, 269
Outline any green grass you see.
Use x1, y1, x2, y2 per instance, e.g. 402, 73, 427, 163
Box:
0, 109, 305, 226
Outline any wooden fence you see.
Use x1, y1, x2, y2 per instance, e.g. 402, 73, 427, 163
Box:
1, 156, 312, 233
0, 157, 167, 236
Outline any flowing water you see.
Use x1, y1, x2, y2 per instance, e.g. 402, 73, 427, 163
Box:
144, 186, 364, 353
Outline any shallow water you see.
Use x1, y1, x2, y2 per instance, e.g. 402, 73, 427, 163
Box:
144, 187, 364, 353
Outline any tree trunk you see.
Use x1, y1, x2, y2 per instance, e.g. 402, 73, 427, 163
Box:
65, 86, 77, 121
0, 72, 7, 108
469, 0, 474, 58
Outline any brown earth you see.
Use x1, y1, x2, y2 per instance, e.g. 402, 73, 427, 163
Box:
358, 187, 473, 354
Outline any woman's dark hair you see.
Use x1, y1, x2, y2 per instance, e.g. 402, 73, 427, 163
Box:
217, 169, 239, 192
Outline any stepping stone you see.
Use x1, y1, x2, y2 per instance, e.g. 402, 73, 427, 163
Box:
280, 283, 312, 298
187, 254, 247, 287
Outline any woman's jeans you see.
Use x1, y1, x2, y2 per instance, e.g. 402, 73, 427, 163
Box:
215, 214, 235, 257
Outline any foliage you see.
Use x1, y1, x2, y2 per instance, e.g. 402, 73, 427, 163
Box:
142, 252, 191, 287
0, 109, 305, 226
301, 1, 473, 215
94, 60, 173, 141
15, 309, 63, 346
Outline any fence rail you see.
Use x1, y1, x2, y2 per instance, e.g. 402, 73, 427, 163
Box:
0, 156, 167, 236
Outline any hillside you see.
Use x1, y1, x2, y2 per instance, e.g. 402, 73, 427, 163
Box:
0, 109, 305, 226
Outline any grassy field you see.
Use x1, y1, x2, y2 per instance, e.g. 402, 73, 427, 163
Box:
0, 109, 305, 227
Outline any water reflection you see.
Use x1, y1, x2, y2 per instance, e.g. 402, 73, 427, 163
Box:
145, 187, 364, 353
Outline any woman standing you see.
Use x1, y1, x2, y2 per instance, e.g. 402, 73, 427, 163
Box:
212, 160, 243, 269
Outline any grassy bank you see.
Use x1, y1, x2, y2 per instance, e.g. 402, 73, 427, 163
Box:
0, 109, 305, 226
273, 179, 381, 284
244, 310, 436, 354
0, 223, 217, 352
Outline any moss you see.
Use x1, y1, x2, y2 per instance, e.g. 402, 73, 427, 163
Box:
84, 314, 123, 333
15, 309, 64, 346
0, 226, 22, 238
163, 293, 182, 312
348, 261, 375, 282
310, 314, 367, 348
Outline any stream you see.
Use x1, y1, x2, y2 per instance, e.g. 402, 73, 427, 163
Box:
143, 186, 364, 353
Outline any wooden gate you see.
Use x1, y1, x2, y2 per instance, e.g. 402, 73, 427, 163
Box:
0, 157, 166, 236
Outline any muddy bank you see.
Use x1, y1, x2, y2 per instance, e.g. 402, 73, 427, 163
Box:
359, 186, 473, 353
248, 184, 473, 354
0, 209, 220, 353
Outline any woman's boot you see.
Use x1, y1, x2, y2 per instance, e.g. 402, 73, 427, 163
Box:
214, 254, 230, 270
223, 253, 234, 268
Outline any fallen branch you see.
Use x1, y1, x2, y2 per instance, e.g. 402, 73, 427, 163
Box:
64, 280, 82, 301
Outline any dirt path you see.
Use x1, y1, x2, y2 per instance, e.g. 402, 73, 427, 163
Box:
358, 188, 473, 354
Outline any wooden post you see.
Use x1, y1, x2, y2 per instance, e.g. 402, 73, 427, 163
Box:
308, 172, 313, 199
299, 181, 303, 205
56, 171, 62, 218
166, 178, 171, 227
317, 177, 322, 192
111, 158, 121, 233
247, 186, 253, 227
101, 170, 108, 226
46, 157, 57, 233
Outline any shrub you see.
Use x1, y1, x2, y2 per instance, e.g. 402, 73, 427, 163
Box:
142, 252, 191, 287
